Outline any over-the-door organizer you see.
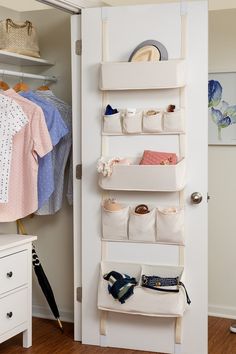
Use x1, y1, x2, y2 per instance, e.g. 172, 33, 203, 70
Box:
97, 15, 188, 350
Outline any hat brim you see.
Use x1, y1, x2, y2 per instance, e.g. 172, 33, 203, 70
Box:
129, 40, 168, 62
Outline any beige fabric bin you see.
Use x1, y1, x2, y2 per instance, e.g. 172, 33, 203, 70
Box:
98, 261, 187, 317
100, 60, 186, 90
99, 158, 186, 192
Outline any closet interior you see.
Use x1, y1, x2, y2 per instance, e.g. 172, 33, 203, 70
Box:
0, 3, 77, 327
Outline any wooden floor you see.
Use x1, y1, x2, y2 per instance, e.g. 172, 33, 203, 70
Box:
1, 316, 236, 353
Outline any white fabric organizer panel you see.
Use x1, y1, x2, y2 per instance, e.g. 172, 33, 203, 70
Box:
98, 261, 187, 317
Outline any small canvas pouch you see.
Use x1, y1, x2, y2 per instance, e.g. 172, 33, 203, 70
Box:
102, 205, 129, 240
123, 110, 142, 134
164, 109, 185, 132
143, 109, 163, 133
129, 208, 156, 241
156, 207, 184, 244
103, 111, 122, 133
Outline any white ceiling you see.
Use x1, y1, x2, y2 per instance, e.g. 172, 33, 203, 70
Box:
0, 0, 235, 12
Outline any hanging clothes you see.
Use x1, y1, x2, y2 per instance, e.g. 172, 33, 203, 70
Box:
20, 91, 68, 209
34, 90, 73, 215
0, 94, 28, 203
0, 89, 52, 222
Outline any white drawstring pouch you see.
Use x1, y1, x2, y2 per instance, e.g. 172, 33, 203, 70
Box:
156, 207, 184, 244
129, 208, 156, 242
103, 111, 122, 134
123, 110, 143, 134
164, 109, 185, 132
102, 205, 129, 240
143, 109, 163, 133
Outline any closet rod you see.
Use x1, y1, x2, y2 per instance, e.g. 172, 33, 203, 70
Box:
0, 69, 57, 82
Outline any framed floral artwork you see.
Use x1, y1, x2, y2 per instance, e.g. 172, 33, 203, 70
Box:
209, 72, 236, 145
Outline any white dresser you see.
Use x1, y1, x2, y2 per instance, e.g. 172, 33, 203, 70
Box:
0, 234, 37, 348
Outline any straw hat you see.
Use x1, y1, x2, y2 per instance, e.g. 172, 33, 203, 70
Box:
129, 40, 168, 62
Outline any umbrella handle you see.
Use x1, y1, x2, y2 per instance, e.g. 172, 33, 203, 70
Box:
16, 219, 28, 235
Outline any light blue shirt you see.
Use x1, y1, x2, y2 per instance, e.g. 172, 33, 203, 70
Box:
20, 91, 68, 209
34, 90, 72, 215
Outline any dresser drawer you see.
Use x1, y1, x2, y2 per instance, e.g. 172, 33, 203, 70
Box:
0, 288, 28, 335
0, 251, 28, 295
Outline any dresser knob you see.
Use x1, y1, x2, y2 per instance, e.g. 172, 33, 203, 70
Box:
7, 312, 13, 318
7, 271, 13, 278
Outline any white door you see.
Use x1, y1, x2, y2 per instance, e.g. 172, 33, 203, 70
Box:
80, 2, 208, 354
71, 14, 82, 341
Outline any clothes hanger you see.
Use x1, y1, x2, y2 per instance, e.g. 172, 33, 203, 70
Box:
0, 71, 10, 91
37, 79, 50, 91
13, 73, 30, 93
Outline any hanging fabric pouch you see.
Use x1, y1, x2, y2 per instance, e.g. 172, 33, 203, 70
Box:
156, 207, 184, 244
142, 109, 163, 133
103, 111, 122, 134
164, 109, 185, 132
129, 208, 156, 241
102, 205, 129, 240
123, 110, 143, 134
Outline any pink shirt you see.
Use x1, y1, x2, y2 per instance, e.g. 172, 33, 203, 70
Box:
0, 89, 52, 222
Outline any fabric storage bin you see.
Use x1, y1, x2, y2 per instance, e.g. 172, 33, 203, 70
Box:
142, 109, 163, 133
99, 157, 186, 192
103, 111, 122, 134
98, 261, 187, 317
164, 109, 185, 132
100, 60, 186, 90
123, 111, 142, 134
102, 205, 129, 240
129, 208, 156, 242
156, 207, 184, 245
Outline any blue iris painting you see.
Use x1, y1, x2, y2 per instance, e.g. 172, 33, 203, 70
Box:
208, 79, 236, 140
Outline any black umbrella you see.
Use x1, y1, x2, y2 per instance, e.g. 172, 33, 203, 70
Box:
17, 219, 64, 333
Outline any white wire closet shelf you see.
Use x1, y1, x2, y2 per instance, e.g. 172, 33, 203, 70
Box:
0, 50, 54, 66
0, 69, 57, 83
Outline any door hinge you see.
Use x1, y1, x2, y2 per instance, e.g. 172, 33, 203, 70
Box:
76, 164, 82, 180
75, 39, 82, 56
77, 287, 82, 303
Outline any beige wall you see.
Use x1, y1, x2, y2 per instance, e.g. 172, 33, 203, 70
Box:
0, 7, 74, 321
209, 9, 236, 318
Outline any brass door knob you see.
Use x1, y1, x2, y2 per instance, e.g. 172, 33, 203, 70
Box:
191, 192, 203, 204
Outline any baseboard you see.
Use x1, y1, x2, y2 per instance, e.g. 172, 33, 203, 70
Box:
32, 305, 74, 323
209, 304, 236, 320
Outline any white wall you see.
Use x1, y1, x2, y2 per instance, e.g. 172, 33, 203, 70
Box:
0, 7, 74, 322
209, 9, 236, 318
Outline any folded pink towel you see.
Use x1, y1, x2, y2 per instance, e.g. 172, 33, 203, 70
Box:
139, 150, 177, 165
